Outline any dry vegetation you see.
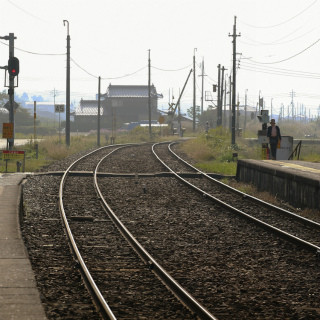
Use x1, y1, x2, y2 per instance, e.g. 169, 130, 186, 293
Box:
178, 119, 320, 222
1, 120, 319, 221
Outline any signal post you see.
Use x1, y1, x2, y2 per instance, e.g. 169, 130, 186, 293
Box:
1, 33, 19, 150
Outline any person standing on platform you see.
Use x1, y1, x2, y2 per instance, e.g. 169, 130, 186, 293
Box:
267, 118, 281, 160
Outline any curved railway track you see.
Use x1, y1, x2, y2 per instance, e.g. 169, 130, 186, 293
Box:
59, 144, 216, 319
21, 142, 320, 320
152, 142, 320, 251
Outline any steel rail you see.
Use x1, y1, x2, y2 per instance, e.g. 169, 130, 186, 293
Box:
152, 142, 320, 255
59, 144, 127, 320
94, 148, 219, 320
168, 142, 320, 231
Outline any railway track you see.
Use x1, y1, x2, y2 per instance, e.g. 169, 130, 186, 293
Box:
21, 142, 320, 320
153, 142, 320, 251
59, 144, 216, 319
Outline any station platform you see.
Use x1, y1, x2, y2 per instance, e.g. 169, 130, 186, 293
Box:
236, 160, 320, 209
0, 173, 47, 320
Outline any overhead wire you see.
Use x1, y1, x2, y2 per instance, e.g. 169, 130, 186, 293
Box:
102, 65, 148, 80
0, 41, 65, 55
241, 65, 320, 79
1, 39, 193, 80
247, 37, 320, 64
240, 60, 320, 78
240, 25, 319, 46
7, 0, 47, 22
70, 57, 148, 80
239, 0, 318, 29
152, 64, 192, 72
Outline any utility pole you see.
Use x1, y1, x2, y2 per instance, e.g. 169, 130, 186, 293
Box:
217, 64, 221, 127
148, 49, 151, 138
34, 101, 37, 142
97, 76, 101, 146
290, 90, 296, 122
50, 88, 60, 129
223, 77, 227, 128
244, 89, 247, 133
220, 66, 225, 127
64, 20, 71, 146
229, 16, 240, 145
229, 75, 232, 132
193, 48, 197, 132
200, 58, 204, 114
236, 93, 240, 133
258, 90, 261, 112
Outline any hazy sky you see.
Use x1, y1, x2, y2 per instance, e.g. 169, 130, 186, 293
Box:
1, 0, 320, 116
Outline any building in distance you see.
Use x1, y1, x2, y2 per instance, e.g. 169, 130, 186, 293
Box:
74, 84, 163, 131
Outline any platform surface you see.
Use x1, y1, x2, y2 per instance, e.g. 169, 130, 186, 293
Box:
0, 173, 47, 320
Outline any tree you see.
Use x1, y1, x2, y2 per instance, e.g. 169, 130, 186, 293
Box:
15, 92, 30, 107
0, 90, 8, 107
198, 108, 217, 129
31, 95, 44, 102
186, 105, 201, 121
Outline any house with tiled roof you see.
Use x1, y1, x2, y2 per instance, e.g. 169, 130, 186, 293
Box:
74, 84, 162, 131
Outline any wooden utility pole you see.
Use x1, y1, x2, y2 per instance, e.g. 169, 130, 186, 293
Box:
229, 16, 240, 145
220, 66, 225, 127
223, 77, 227, 128
229, 75, 232, 132
193, 48, 197, 132
200, 58, 204, 114
97, 76, 101, 146
217, 64, 221, 127
244, 89, 247, 133
34, 101, 37, 142
148, 49, 151, 138
63, 20, 71, 146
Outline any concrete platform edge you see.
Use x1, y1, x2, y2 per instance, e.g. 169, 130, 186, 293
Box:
236, 160, 320, 209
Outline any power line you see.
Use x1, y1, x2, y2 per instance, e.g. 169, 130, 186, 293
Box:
0, 41, 64, 55
102, 65, 147, 80
70, 58, 99, 78
240, 61, 320, 79
248, 37, 320, 64
206, 74, 217, 84
240, 25, 319, 46
0, 39, 193, 81
7, 0, 47, 22
71, 57, 147, 80
242, 59, 320, 75
152, 64, 191, 72
239, 0, 318, 29
241, 66, 320, 79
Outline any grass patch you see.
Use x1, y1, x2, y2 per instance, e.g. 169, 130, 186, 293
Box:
196, 161, 237, 175
0, 129, 178, 173
179, 128, 242, 175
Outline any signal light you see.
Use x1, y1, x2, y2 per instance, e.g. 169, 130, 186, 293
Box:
8, 57, 19, 76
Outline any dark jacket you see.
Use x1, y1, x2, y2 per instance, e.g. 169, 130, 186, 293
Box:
267, 125, 281, 140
